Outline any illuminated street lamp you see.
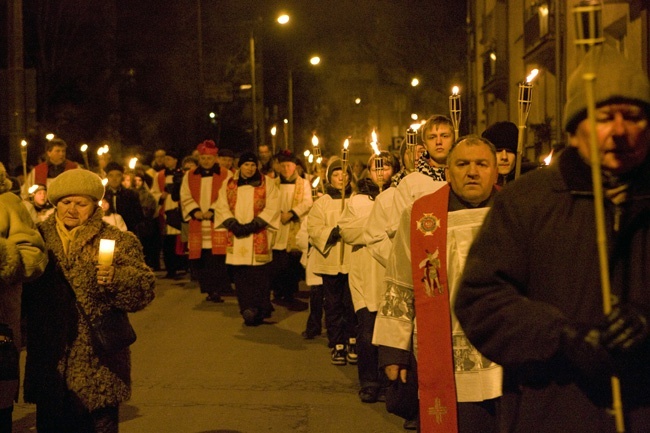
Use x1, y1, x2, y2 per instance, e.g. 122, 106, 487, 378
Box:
287, 55, 321, 151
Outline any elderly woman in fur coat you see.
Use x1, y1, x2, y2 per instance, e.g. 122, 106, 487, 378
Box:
0, 162, 47, 433
22, 169, 156, 433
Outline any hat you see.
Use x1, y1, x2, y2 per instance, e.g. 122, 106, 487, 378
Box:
276, 149, 296, 164
197, 140, 218, 155
104, 161, 124, 173
326, 159, 353, 184
238, 151, 258, 167
218, 148, 235, 158
48, 169, 105, 205
482, 121, 518, 153
564, 44, 650, 133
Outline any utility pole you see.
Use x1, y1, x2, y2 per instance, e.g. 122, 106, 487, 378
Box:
7, 0, 26, 169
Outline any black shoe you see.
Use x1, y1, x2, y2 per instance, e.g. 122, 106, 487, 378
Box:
358, 386, 380, 403
330, 344, 347, 365
206, 293, 224, 303
242, 308, 261, 326
403, 417, 418, 430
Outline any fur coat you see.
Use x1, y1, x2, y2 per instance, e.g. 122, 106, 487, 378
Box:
23, 206, 155, 411
0, 180, 47, 408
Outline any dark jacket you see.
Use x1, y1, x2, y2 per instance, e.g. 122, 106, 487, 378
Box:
455, 147, 650, 432
103, 185, 144, 232
23, 208, 155, 411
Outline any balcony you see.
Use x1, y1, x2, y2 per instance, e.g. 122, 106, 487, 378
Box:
524, 3, 556, 74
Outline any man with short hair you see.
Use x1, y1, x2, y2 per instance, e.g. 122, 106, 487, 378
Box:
22, 138, 78, 198
374, 136, 501, 432
103, 161, 144, 233
151, 150, 184, 278
269, 150, 313, 310
257, 144, 274, 176
455, 45, 650, 432
217, 149, 235, 173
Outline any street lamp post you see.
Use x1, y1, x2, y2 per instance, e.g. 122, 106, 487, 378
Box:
250, 29, 259, 148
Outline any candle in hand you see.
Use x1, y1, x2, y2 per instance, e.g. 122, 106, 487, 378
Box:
98, 239, 116, 266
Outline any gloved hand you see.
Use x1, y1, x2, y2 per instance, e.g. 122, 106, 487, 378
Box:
600, 303, 649, 353
326, 226, 341, 246
240, 217, 267, 236
222, 218, 247, 238
560, 324, 615, 380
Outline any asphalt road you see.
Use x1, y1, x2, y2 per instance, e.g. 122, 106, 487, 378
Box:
13, 272, 406, 433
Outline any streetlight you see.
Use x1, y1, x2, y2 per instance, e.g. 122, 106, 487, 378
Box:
287, 55, 321, 151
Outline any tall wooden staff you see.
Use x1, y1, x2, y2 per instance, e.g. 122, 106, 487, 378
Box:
339, 138, 349, 263
449, 86, 461, 140
515, 69, 538, 179
405, 127, 418, 172
573, 1, 624, 431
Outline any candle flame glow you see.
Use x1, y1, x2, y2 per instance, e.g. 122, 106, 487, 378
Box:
312, 135, 319, 147
308, 154, 314, 163
21, 140, 27, 147
544, 149, 554, 165
312, 177, 320, 188
371, 130, 378, 144
316, 157, 322, 164
452, 86, 459, 95
80, 144, 88, 152
101, 178, 108, 186
271, 126, 277, 136
128, 157, 138, 169
526, 69, 539, 83
343, 138, 349, 150
303, 150, 310, 157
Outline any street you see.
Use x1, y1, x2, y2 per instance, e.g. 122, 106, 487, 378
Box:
13, 272, 406, 433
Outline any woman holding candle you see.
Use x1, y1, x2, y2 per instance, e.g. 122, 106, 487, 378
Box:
22, 168, 156, 433
307, 159, 356, 365
339, 151, 398, 402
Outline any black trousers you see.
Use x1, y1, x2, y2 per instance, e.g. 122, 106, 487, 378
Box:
189, 249, 230, 295
230, 264, 273, 318
162, 234, 185, 275
269, 250, 304, 300
322, 273, 356, 348
356, 307, 382, 389
36, 391, 118, 433
0, 406, 11, 433
304, 284, 324, 335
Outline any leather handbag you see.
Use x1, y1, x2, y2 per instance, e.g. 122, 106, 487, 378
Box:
77, 304, 137, 354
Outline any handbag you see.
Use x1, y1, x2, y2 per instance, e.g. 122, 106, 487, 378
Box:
78, 305, 137, 354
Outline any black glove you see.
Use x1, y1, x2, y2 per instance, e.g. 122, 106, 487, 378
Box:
600, 304, 649, 353
560, 324, 615, 380
222, 218, 247, 238
326, 226, 341, 246
240, 217, 267, 236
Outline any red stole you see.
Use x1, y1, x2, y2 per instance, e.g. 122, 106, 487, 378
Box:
34, 160, 77, 185
187, 168, 228, 259
410, 184, 458, 433
225, 176, 270, 262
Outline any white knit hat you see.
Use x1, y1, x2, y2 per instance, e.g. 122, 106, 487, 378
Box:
564, 44, 650, 133
47, 169, 105, 205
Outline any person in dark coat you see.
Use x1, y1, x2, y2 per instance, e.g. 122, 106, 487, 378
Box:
455, 44, 650, 432
22, 168, 155, 432
103, 162, 144, 233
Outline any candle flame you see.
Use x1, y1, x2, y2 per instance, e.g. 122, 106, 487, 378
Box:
312, 134, 319, 147
371, 129, 378, 144
316, 156, 322, 164
80, 144, 88, 152
128, 157, 138, 170
308, 154, 314, 163
312, 177, 320, 188
21, 139, 27, 147
544, 149, 554, 165
303, 150, 310, 157
101, 178, 108, 186
526, 69, 539, 83
452, 86, 460, 95
343, 138, 349, 150
271, 126, 277, 136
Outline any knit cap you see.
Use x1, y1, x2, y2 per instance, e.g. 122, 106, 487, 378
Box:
238, 151, 258, 167
482, 121, 518, 153
564, 44, 650, 133
48, 169, 105, 205
326, 158, 353, 184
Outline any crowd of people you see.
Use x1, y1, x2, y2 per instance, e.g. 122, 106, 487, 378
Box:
1, 43, 649, 433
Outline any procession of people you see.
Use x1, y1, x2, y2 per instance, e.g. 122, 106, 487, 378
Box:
1, 29, 650, 433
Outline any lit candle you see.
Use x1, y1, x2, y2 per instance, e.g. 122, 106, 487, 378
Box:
515, 69, 538, 179
311, 176, 320, 199
405, 128, 418, 172
341, 137, 349, 168
128, 157, 138, 170
98, 239, 116, 266
20, 139, 28, 180
449, 85, 461, 139
271, 125, 277, 153
312, 134, 321, 160
80, 144, 90, 169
